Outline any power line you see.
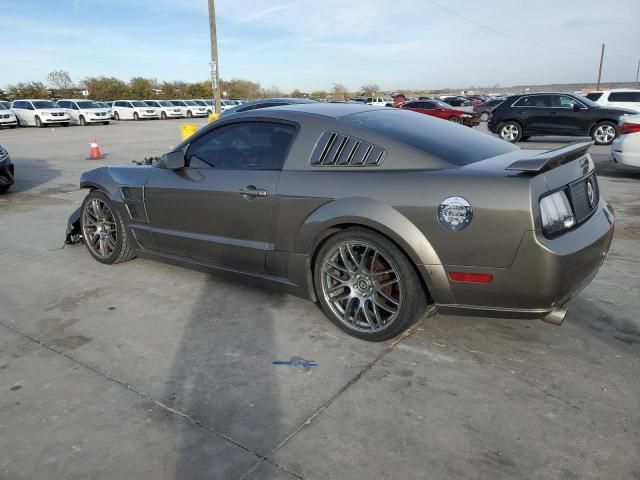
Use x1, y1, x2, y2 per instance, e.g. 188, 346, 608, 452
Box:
422, 0, 583, 50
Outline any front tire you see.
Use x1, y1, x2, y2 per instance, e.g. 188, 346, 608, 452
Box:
591, 121, 617, 145
133, 112, 139, 121
161, 111, 167, 120
187, 110, 193, 118
79, 115, 87, 126
448, 116, 462, 124
81, 191, 136, 265
114, 112, 120, 121
35, 116, 43, 128
314, 227, 427, 342
498, 121, 522, 143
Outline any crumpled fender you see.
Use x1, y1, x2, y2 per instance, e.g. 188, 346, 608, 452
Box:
292, 196, 443, 267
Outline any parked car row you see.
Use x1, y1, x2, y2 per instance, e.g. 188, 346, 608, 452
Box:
0, 98, 253, 128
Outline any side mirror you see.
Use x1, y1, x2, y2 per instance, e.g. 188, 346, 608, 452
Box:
158, 150, 185, 170
573, 103, 584, 112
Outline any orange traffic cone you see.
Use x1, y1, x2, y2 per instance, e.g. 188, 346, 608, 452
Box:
88, 140, 102, 160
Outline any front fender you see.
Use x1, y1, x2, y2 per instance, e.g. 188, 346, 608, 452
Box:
292, 196, 443, 267
79, 165, 153, 203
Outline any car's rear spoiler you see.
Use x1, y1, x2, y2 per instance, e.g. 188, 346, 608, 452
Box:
505, 141, 593, 173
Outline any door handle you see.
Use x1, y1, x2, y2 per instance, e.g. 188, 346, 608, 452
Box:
239, 185, 267, 198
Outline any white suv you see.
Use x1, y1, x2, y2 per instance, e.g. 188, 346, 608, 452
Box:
11, 99, 70, 127
169, 100, 208, 118
365, 97, 393, 107
57, 99, 111, 126
111, 100, 159, 120
144, 100, 184, 119
585, 89, 640, 113
0, 103, 18, 129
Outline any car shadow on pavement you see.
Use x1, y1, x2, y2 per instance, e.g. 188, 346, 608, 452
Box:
161, 273, 287, 479
594, 160, 640, 180
1, 157, 62, 194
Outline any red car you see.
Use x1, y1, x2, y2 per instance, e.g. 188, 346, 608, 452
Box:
399, 99, 479, 127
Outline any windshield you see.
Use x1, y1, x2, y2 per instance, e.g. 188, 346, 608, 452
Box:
158, 101, 173, 107
33, 101, 57, 109
171, 101, 185, 106
76, 101, 100, 109
132, 101, 148, 107
0, 103, 8, 110
184, 100, 198, 106
343, 109, 518, 166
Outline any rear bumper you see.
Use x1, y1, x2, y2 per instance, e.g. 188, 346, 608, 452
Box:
611, 137, 640, 167
423, 197, 615, 320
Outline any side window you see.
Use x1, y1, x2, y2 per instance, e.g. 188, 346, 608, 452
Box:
609, 92, 640, 102
554, 95, 583, 108
114, 101, 123, 107
585, 92, 603, 101
514, 95, 551, 107
25, 102, 34, 110
13, 101, 22, 109
423, 102, 437, 109
186, 122, 296, 170
126, 102, 133, 108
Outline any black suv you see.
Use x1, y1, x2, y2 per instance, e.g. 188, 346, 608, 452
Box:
487, 93, 635, 145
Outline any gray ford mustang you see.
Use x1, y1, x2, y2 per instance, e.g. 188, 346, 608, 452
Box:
67, 103, 614, 341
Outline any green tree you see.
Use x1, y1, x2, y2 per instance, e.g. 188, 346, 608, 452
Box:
6, 82, 49, 99
128, 77, 154, 99
220, 78, 262, 99
310, 90, 327, 100
261, 84, 284, 98
290, 89, 304, 98
186, 81, 213, 99
84, 77, 129, 100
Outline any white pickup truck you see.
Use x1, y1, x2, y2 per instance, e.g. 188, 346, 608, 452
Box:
365, 97, 393, 107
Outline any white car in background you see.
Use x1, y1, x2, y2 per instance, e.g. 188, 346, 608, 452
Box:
365, 97, 393, 107
585, 89, 640, 113
111, 100, 159, 120
191, 99, 214, 114
0, 102, 18, 128
144, 100, 184, 119
11, 99, 70, 127
612, 114, 640, 167
169, 100, 208, 118
57, 99, 111, 126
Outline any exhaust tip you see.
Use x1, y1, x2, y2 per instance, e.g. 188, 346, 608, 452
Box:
541, 306, 567, 326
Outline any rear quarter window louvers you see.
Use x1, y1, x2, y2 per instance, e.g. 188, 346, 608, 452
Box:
310, 131, 385, 167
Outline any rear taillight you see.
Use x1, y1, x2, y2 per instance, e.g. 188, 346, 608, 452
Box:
620, 122, 640, 135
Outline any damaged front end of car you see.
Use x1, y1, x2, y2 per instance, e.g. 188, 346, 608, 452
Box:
65, 207, 83, 245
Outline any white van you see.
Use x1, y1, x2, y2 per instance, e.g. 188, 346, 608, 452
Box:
144, 100, 184, 119
111, 100, 159, 120
57, 99, 111, 125
169, 100, 208, 118
585, 89, 640, 113
11, 99, 70, 127
0, 103, 18, 129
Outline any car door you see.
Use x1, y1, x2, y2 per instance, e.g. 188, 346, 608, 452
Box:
143, 120, 297, 273
549, 95, 588, 135
422, 101, 448, 119
512, 95, 552, 133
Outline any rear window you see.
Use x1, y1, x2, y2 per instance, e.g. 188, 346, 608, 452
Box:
342, 109, 518, 166
609, 92, 640, 102
585, 92, 602, 101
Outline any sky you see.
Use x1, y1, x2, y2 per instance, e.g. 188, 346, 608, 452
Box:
1, 0, 639, 92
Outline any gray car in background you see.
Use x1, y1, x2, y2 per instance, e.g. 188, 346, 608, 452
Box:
68, 103, 614, 341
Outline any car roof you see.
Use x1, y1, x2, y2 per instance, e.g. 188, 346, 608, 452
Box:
606, 88, 640, 92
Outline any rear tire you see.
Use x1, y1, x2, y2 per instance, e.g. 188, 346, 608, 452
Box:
313, 227, 427, 342
81, 191, 136, 265
187, 110, 193, 118
498, 121, 522, 143
591, 121, 617, 145
103, 121, 110, 125
480, 112, 490, 122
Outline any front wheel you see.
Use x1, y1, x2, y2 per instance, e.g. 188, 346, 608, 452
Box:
114, 112, 120, 121
81, 191, 136, 265
591, 121, 617, 145
79, 115, 87, 126
448, 116, 462, 124
187, 110, 193, 118
35, 116, 43, 128
314, 228, 427, 342
498, 121, 522, 142
133, 112, 139, 121
161, 111, 167, 120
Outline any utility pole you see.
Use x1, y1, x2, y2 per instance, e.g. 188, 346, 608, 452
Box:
596, 43, 605, 90
635, 58, 640, 88
207, 0, 221, 114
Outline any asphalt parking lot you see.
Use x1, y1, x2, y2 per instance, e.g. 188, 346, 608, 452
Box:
1, 119, 639, 480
